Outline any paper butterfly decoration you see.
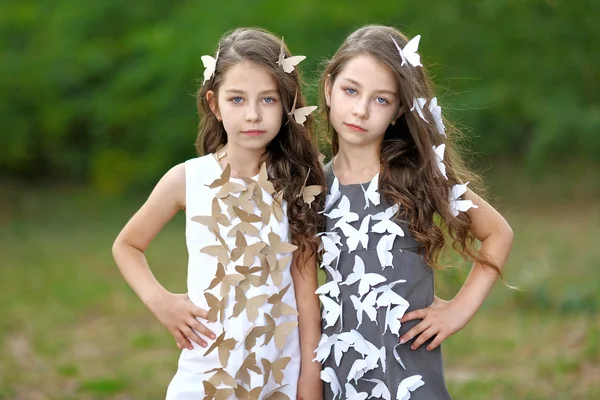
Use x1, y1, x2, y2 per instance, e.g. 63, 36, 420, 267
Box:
449, 182, 478, 217
428, 97, 446, 136
432, 143, 448, 179
315, 263, 343, 300
410, 97, 428, 122
313, 333, 350, 366
345, 382, 369, 400
336, 215, 371, 253
362, 378, 391, 400
322, 176, 341, 213
277, 37, 306, 73
362, 173, 381, 209
320, 295, 343, 329
289, 89, 318, 126
350, 290, 379, 328
296, 167, 322, 207
201, 45, 220, 84
390, 34, 422, 68
203, 380, 234, 400
203, 366, 238, 388
396, 375, 425, 400
342, 255, 387, 297
321, 367, 342, 400
325, 195, 359, 229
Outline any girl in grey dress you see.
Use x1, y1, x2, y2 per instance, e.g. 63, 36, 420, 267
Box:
315, 25, 514, 400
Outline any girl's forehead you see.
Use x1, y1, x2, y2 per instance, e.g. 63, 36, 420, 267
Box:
220, 60, 279, 92
336, 54, 397, 92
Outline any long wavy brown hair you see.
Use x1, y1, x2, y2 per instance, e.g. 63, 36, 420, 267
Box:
195, 28, 325, 266
319, 25, 499, 273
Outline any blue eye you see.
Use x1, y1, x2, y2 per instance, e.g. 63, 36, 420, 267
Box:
376, 97, 389, 104
231, 96, 243, 103
345, 88, 357, 95
263, 96, 276, 104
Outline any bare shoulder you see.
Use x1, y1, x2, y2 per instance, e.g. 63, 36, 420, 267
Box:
152, 163, 187, 210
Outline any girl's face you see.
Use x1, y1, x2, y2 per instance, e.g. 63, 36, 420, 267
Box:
326, 54, 401, 149
207, 60, 283, 153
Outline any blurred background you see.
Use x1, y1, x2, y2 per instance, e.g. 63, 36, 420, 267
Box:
1, 1, 598, 399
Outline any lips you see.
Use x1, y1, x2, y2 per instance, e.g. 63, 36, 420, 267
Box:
241, 129, 266, 136
343, 122, 367, 132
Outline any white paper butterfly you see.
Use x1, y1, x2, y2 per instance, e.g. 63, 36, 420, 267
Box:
376, 233, 396, 269
385, 303, 410, 336
316, 264, 343, 300
350, 290, 379, 328
372, 218, 405, 237
374, 279, 408, 307
320, 295, 343, 329
429, 97, 446, 136
338, 329, 372, 357
201, 55, 217, 84
337, 215, 371, 253
390, 34, 422, 68
372, 203, 400, 221
322, 177, 341, 213
410, 97, 428, 122
313, 333, 350, 366
321, 367, 343, 400
320, 234, 342, 269
362, 173, 381, 209
346, 359, 370, 384
365, 341, 387, 373
342, 255, 387, 297
432, 143, 448, 179
346, 382, 369, 399
362, 378, 391, 400
396, 375, 425, 400
449, 182, 478, 217
325, 195, 359, 228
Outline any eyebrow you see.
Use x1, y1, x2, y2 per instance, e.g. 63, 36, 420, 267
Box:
223, 89, 279, 95
341, 78, 397, 96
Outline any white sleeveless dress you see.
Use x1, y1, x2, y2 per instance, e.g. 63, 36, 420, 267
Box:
165, 154, 301, 399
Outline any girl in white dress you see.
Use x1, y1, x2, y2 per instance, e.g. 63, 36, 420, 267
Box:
112, 28, 325, 400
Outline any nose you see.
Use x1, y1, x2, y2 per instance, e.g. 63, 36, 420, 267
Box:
245, 102, 261, 123
352, 98, 368, 120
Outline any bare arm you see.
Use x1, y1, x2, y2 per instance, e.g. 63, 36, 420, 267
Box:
450, 188, 514, 318
291, 249, 324, 400
400, 189, 514, 350
112, 163, 214, 349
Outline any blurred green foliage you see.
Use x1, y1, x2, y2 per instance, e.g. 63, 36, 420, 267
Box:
1, 0, 598, 192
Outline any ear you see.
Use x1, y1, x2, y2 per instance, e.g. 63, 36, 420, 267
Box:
206, 90, 221, 121
324, 74, 332, 107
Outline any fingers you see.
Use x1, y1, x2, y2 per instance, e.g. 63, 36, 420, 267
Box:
181, 325, 206, 348
188, 318, 216, 340
191, 305, 209, 320
174, 330, 193, 351
426, 331, 447, 351
399, 320, 429, 345
410, 327, 438, 350
400, 308, 427, 323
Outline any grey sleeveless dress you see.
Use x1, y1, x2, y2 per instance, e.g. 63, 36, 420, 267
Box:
318, 163, 452, 400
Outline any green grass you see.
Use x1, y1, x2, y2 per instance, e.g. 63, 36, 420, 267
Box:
1, 169, 599, 399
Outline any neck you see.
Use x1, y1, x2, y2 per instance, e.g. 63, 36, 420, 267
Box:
218, 144, 264, 178
334, 140, 381, 184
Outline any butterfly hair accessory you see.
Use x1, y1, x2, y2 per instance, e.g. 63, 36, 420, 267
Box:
201, 44, 220, 85
277, 37, 306, 73
390, 34, 422, 68
288, 89, 318, 126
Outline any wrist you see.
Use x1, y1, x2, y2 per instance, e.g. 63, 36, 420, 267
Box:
141, 285, 170, 311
